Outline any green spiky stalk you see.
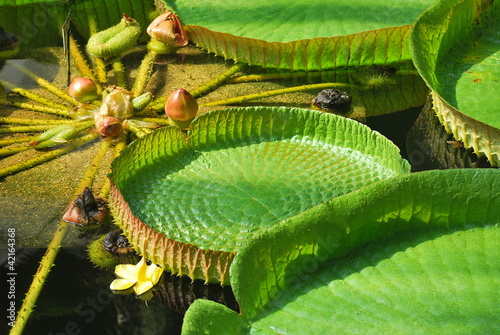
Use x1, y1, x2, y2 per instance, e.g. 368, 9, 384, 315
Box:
0, 117, 79, 125
70, 36, 101, 93
1, 81, 70, 111
0, 136, 33, 147
201, 82, 352, 106
0, 131, 97, 178
112, 60, 127, 89
8, 139, 111, 335
131, 52, 155, 97
0, 125, 68, 133
10, 62, 79, 106
6, 101, 70, 117
0, 144, 30, 156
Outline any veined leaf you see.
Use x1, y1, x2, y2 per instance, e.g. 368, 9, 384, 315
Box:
185, 24, 414, 71
109, 107, 409, 284
182, 168, 500, 334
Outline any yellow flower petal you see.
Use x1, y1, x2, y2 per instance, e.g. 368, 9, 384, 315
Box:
146, 263, 163, 285
114, 263, 139, 280
110, 278, 136, 291
134, 280, 154, 296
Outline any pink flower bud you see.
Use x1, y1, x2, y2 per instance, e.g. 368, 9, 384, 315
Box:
95, 114, 123, 137
165, 88, 198, 129
68, 77, 99, 103
147, 12, 188, 48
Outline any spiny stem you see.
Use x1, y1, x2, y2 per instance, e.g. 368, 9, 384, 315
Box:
201, 82, 353, 107
93, 56, 108, 85
150, 62, 246, 111
0, 125, 66, 133
0, 120, 92, 135
0, 144, 30, 156
70, 36, 101, 92
6, 101, 70, 117
10, 61, 79, 106
191, 62, 246, 98
0, 136, 33, 146
131, 52, 155, 97
133, 116, 172, 126
112, 60, 127, 89
8, 138, 110, 335
0, 117, 78, 125
98, 138, 126, 198
0, 131, 98, 178
2, 80, 70, 111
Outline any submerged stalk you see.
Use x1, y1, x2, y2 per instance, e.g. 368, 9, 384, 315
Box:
202, 82, 352, 106
8, 139, 111, 335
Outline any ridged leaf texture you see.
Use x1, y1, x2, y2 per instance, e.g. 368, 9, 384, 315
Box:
182, 169, 500, 334
109, 107, 409, 283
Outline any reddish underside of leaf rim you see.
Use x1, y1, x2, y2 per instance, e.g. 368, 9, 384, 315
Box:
108, 181, 235, 285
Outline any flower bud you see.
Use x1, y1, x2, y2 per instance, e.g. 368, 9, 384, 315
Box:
100, 87, 134, 119
147, 12, 188, 53
95, 114, 123, 137
132, 92, 153, 112
29, 124, 79, 149
68, 77, 99, 103
165, 88, 198, 129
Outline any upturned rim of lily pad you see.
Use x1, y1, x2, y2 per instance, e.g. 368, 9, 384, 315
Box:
108, 107, 409, 284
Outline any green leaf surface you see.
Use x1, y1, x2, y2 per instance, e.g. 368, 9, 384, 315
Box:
109, 107, 409, 283
164, 0, 434, 70
410, 0, 500, 129
182, 168, 500, 334
167, 0, 434, 42
112, 107, 408, 252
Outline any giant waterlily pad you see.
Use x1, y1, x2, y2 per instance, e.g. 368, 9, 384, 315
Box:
182, 168, 500, 334
109, 107, 409, 284
410, 0, 500, 165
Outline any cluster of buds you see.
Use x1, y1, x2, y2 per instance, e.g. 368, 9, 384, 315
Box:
94, 86, 136, 138
165, 88, 198, 129
147, 11, 188, 54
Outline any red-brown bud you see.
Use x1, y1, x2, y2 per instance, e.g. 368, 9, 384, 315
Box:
68, 77, 99, 103
165, 88, 198, 129
95, 114, 123, 137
